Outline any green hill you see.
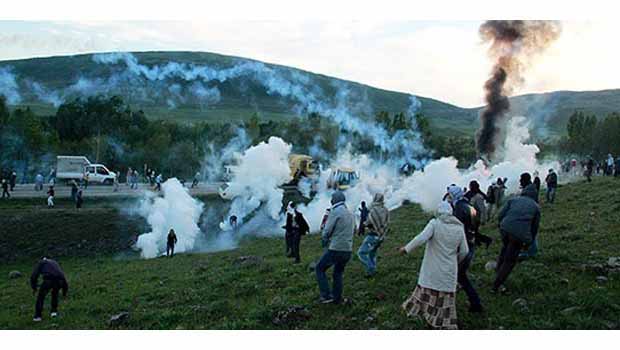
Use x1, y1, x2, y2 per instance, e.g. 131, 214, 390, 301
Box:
2, 52, 619, 138
1, 52, 478, 136
1, 177, 619, 329
498, 89, 620, 138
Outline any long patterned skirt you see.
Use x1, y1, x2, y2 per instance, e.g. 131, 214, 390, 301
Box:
402, 285, 458, 330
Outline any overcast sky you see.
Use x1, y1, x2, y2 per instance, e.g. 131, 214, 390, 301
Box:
0, 20, 617, 107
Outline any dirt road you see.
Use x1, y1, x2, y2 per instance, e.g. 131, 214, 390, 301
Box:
5, 182, 224, 199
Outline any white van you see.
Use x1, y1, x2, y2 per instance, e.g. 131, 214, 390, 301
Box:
56, 156, 117, 185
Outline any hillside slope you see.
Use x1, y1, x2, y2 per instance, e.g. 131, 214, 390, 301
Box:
0, 52, 477, 136
1, 177, 619, 329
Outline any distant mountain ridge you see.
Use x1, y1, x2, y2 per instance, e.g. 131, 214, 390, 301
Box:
0, 51, 618, 138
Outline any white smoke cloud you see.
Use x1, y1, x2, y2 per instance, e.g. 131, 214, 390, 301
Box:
219, 136, 292, 231
136, 178, 204, 258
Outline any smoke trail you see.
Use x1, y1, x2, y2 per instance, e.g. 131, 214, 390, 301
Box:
0, 67, 21, 104
476, 20, 561, 161
90, 52, 427, 159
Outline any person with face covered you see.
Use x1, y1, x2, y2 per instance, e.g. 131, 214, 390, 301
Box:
357, 193, 390, 277
316, 191, 355, 304
446, 185, 484, 313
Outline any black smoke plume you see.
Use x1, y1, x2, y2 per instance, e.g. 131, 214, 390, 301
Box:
476, 20, 561, 161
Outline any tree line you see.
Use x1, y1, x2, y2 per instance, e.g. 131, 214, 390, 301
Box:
0, 94, 440, 181
560, 110, 620, 159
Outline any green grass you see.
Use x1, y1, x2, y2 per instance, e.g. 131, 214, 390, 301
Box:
1, 177, 620, 329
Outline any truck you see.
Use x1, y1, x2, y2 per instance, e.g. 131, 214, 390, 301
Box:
326, 167, 359, 191
56, 156, 117, 185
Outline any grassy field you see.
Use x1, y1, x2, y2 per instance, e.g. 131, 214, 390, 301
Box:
1, 177, 619, 329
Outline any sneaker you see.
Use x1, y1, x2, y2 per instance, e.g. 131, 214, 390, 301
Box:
319, 297, 334, 304
33, 317, 42, 322
51, 312, 58, 318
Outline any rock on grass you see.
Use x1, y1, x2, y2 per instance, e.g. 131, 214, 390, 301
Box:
8, 271, 22, 279
109, 312, 130, 327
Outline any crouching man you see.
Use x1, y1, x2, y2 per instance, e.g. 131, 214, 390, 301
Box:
30, 257, 69, 322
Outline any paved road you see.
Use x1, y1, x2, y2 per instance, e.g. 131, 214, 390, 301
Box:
5, 183, 224, 199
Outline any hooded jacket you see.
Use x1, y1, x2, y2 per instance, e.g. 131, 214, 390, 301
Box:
498, 184, 541, 244
367, 193, 390, 239
30, 258, 69, 295
448, 185, 476, 244
404, 201, 469, 292
322, 192, 355, 252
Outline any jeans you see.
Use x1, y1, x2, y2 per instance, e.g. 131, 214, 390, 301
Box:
357, 234, 379, 274
316, 250, 351, 302
457, 245, 482, 309
546, 187, 556, 203
166, 243, 175, 257
35, 279, 61, 318
494, 233, 524, 290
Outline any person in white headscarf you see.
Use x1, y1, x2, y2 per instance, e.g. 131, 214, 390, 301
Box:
399, 201, 469, 330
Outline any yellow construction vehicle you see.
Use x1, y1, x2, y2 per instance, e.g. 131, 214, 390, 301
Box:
288, 154, 318, 185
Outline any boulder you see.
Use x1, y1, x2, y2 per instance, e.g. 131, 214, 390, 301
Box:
234, 255, 263, 267
484, 261, 497, 271
272, 306, 311, 326
607, 257, 620, 268
8, 271, 22, 279
512, 298, 527, 308
596, 276, 608, 284
109, 312, 130, 327
561, 306, 581, 316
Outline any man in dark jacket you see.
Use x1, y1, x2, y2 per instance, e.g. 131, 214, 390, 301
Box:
167, 229, 178, 257
586, 157, 594, 182
290, 204, 309, 264
447, 185, 483, 313
31, 257, 69, 321
1, 179, 9, 199
9, 171, 17, 191
493, 176, 541, 292
545, 169, 558, 204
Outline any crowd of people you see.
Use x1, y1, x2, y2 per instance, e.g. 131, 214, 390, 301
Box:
25, 164, 553, 327
275, 168, 553, 329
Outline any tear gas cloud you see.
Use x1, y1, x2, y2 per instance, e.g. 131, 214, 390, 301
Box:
133, 113, 560, 259
0, 52, 427, 161
0, 67, 21, 104
136, 178, 204, 258
218, 136, 292, 231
